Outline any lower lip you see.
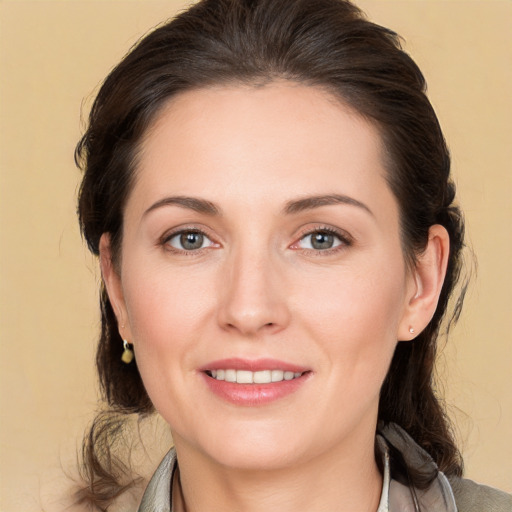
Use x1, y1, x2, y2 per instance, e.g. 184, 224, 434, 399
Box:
201, 373, 309, 406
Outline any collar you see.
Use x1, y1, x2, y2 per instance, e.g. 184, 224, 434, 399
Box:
138, 423, 457, 512
376, 423, 457, 512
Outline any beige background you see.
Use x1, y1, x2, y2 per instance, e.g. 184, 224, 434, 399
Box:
0, 1, 511, 510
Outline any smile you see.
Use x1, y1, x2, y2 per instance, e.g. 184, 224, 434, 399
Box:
207, 369, 303, 384
200, 359, 310, 405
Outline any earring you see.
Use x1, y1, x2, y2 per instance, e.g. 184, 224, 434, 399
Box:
409, 327, 415, 334
121, 339, 134, 364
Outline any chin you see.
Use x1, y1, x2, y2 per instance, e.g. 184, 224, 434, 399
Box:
210, 443, 305, 471
189, 421, 312, 471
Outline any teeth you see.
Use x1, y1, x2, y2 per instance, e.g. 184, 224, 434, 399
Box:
271, 369, 283, 382
236, 370, 253, 384
225, 369, 237, 382
254, 370, 271, 383
209, 369, 303, 383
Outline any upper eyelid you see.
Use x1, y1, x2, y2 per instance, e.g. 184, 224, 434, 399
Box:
164, 229, 213, 242
161, 225, 216, 243
295, 225, 353, 242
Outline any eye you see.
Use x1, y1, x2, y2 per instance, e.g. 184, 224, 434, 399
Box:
166, 230, 215, 251
295, 229, 348, 251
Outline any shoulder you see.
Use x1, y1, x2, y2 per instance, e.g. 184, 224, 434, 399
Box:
448, 476, 512, 512
377, 423, 512, 512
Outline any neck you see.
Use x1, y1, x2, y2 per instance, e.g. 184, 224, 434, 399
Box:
172, 426, 383, 512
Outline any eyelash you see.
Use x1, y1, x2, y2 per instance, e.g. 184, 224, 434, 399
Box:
161, 227, 218, 255
160, 225, 352, 255
291, 226, 353, 255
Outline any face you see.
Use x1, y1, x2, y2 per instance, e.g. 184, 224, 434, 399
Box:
104, 82, 420, 470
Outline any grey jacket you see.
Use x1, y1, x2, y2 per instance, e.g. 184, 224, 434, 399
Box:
138, 423, 512, 511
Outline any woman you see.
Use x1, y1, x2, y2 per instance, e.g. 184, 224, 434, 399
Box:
75, 0, 512, 510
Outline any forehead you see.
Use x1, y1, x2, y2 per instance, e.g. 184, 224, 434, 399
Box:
131, 82, 395, 219
143, 81, 383, 162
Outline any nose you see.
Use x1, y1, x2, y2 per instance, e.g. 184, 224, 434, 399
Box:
217, 247, 291, 337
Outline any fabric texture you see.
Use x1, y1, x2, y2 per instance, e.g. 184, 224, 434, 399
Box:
137, 423, 512, 512
448, 477, 512, 512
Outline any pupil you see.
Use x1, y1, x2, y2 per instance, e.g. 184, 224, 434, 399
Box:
311, 232, 333, 250
181, 232, 203, 250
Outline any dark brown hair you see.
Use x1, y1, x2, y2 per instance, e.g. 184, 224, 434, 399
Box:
75, 0, 465, 507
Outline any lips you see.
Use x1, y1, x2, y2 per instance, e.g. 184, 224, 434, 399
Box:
199, 358, 310, 405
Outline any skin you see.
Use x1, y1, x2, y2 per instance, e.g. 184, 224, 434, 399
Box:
101, 82, 449, 512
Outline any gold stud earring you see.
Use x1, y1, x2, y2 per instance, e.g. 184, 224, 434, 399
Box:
121, 339, 134, 364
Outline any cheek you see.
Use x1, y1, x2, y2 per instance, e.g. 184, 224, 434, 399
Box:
300, 260, 406, 330
295, 259, 407, 378
120, 262, 218, 421
121, 261, 215, 365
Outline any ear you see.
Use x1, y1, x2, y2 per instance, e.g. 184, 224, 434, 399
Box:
397, 224, 450, 341
99, 233, 133, 342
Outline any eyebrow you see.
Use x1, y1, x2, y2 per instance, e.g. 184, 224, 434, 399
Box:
143, 193, 372, 218
283, 194, 373, 216
143, 196, 221, 217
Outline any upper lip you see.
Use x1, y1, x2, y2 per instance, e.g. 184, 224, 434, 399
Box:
198, 358, 309, 373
